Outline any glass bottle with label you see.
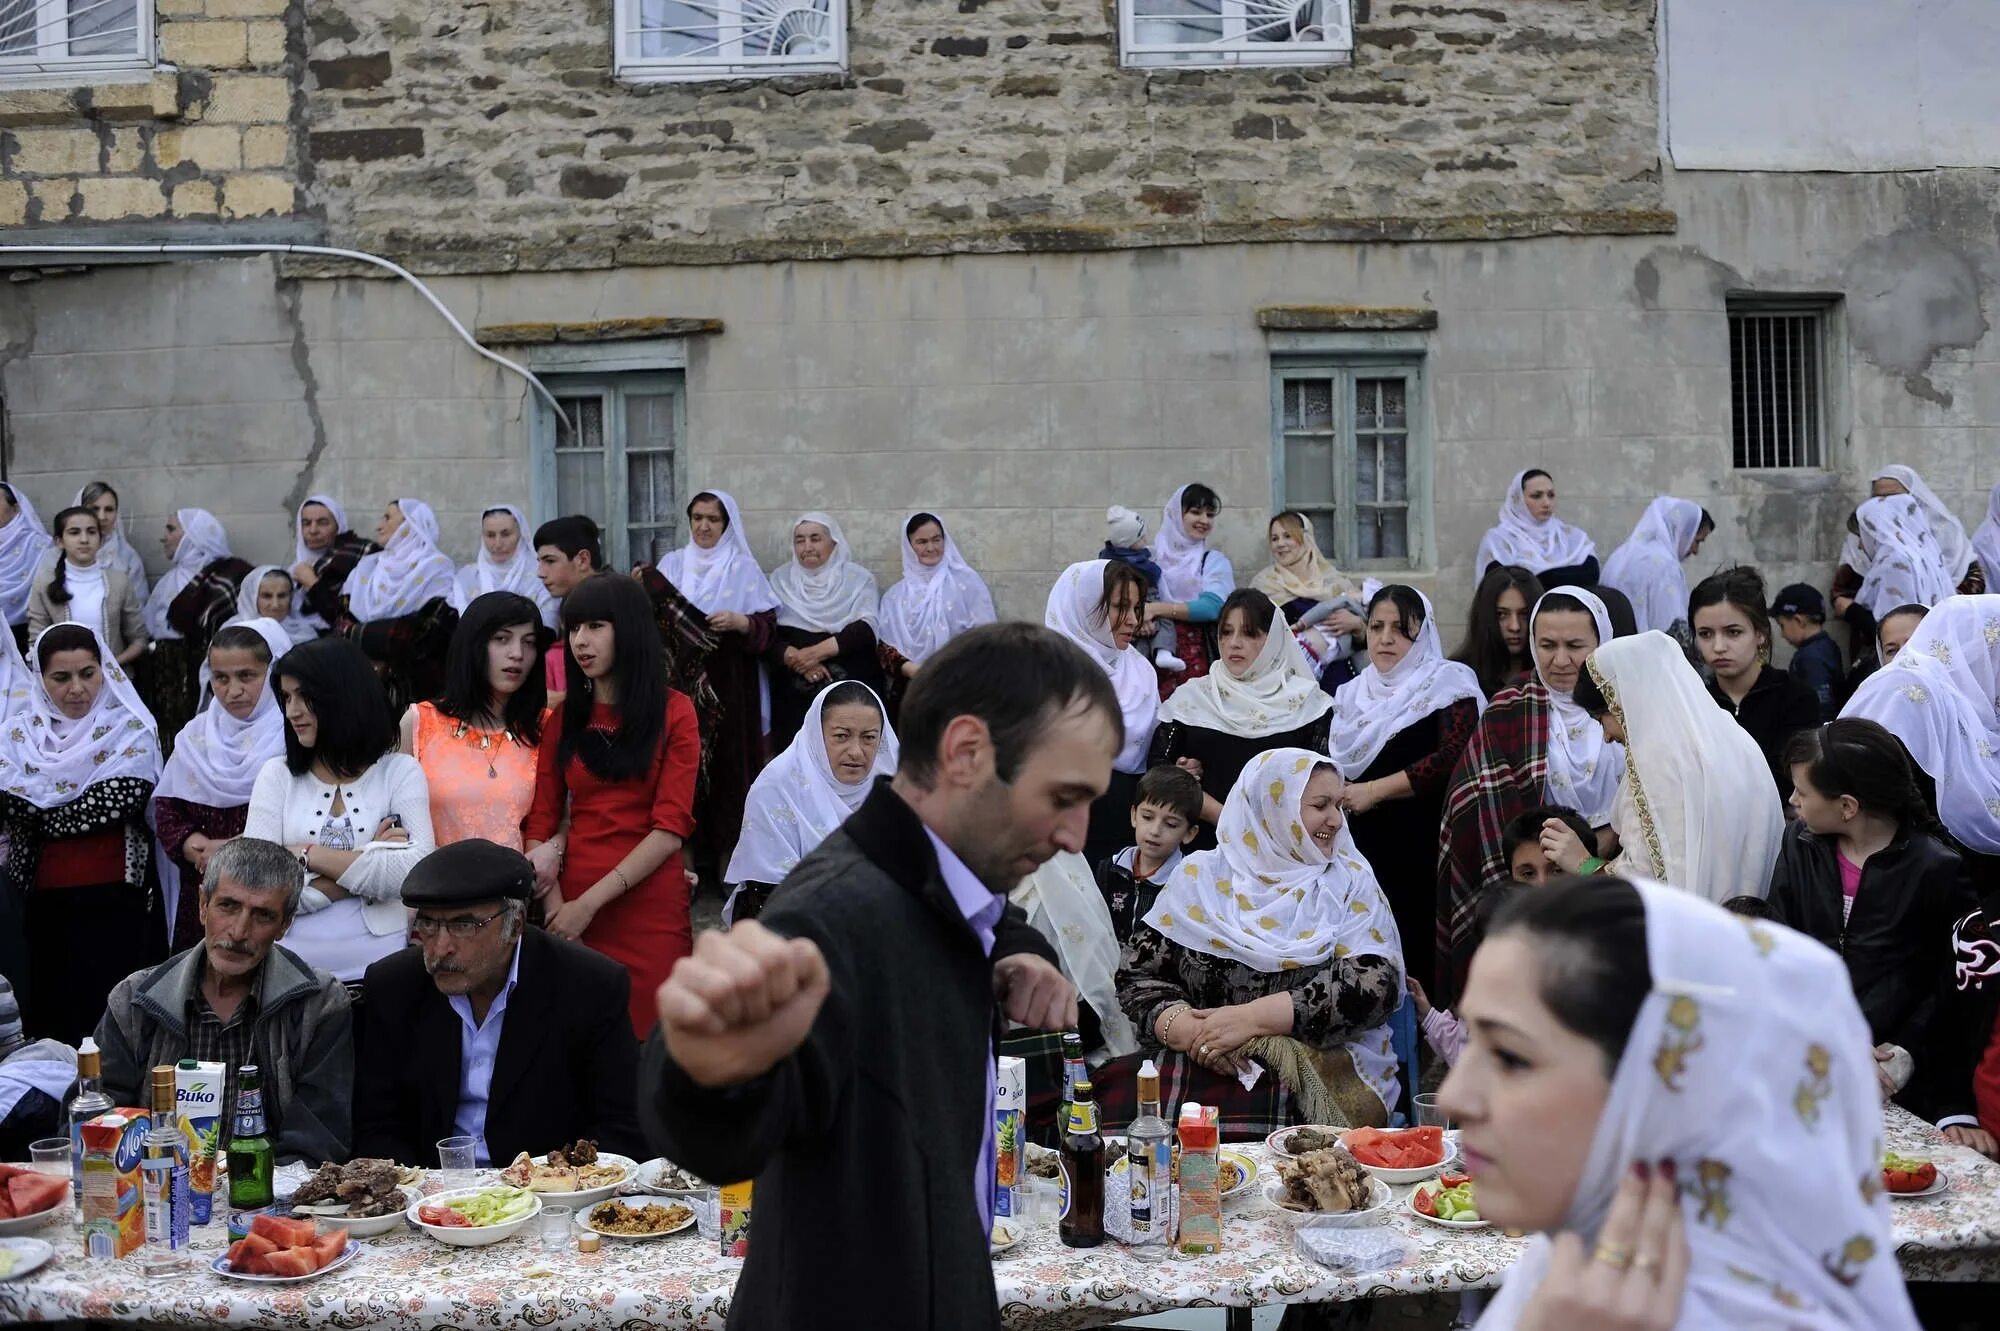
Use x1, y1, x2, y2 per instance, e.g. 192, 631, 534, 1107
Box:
225, 1065, 275, 1210
1058, 1075, 1104, 1248
140, 1066, 191, 1273
1125, 1060, 1170, 1258
66, 1038, 113, 1231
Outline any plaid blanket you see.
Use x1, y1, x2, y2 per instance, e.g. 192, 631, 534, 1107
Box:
1436, 680, 1551, 1008
1093, 1049, 1297, 1143
167, 556, 253, 649
301, 532, 379, 634
636, 567, 721, 789
354, 596, 459, 712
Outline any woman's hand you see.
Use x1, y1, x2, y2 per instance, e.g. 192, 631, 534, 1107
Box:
1516, 1162, 1689, 1331
900, 660, 920, 680
1188, 1004, 1263, 1073
183, 833, 216, 874
1832, 594, 1855, 617
1174, 756, 1205, 781
1541, 818, 1593, 874
545, 894, 600, 942
290, 561, 319, 590
1325, 609, 1363, 637
372, 816, 410, 845
1406, 974, 1432, 1021
708, 610, 749, 635
526, 839, 563, 895
1942, 1125, 2000, 1160
1342, 781, 1381, 815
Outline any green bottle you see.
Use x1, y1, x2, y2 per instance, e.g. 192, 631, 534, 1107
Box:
224, 1065, 274, 1210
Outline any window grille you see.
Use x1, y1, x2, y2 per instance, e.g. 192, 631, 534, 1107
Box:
0, 0, 150, 78
615, 0, 845, 81
1121, 0, 1351, 70
1728, 304, 1824, 469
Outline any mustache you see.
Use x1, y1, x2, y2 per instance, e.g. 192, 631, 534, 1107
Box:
423, 956, 468, 976
209, 939, 256, 957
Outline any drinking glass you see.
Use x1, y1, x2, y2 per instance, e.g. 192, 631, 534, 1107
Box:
694, 1188, 721, 1241
29, 1138, 70, 1175
437, 1135, 478, 1186
1414, 1094, 1452, 1131
538, 1205, 573, 1250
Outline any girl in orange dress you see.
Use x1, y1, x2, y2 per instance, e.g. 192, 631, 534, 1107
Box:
525, 573, 700, 1038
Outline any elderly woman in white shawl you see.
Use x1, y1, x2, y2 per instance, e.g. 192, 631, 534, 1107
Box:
1599, 498, 1713, 637
1542, 631, 1784, 903
765, 512, 885, 752
0, 483, 52, 650
1846, 494, 1957, 619
724, 682, 898, 925
341, 497, 459, 708
1097, 749, 1405, 1136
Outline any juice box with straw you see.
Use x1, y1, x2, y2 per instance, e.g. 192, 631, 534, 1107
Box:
993, 1055, 1026, 1218
174, 1060, 224, 1225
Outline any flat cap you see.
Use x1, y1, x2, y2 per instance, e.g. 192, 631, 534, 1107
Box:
402, 839, 535, 908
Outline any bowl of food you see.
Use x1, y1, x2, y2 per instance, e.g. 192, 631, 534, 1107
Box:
498, 1141, 634, 1208
637, 1159, 711, 1198
1883, 1152, 1945, 1199
1410, 1173, 1487, 1228
1264, 1125, 1346, 1160
1267, 1149, 1392, 1227
0, 1165, 69, 1236
407, 1185, 540, 1247
581, 1198, 695, 1240
1339, 1126, 1454, 1185
287, 1158, 425, 1238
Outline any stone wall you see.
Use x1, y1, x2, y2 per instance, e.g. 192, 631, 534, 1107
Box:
299, 0, 1666, 271
0, 0, 299, 228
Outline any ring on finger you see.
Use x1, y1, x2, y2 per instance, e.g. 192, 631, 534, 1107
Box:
1592, 1243, 1634, 1271
1632, 1254, 1660, 1277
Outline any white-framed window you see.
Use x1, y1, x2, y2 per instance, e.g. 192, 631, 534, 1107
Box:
1727, 298, 1833, 470
614, 0, 845, 82
1121, 0, 1351, 70
531, 373, 685, 571
0, 0, 152, 81
1272, 358, 1429, 570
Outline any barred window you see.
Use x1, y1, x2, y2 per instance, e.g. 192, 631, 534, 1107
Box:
1121, 0, 1352, 70
1728, 302, 1826, 469
536, 376, 684, 570
614, 0, 845, 82
0, 0, 151, 79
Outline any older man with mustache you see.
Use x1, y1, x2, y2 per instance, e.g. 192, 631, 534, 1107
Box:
352, 839, 640, 1167
96, 837, 353, 1163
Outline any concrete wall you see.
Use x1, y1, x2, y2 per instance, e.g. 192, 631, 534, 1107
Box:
2, 167, 1995, 642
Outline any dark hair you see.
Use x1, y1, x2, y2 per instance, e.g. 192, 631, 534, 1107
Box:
78, 481, 118, 510
1484, 876, 1651, 1075
1572, 658, 1612, 718
532, 515, 602, 569
686, 492, 727, 526
1688, 565, 1771, 651
1180, 484, 1220, 515
1134, 764, 1203, 826
557, 573, 666, 782
1697, 508, 1716, 536
1452, 564, 1545, 696
1502, 806, 1593, 864
439, 591, 548, 746
1364, 584, 1426, 641
897, 622, 1122, 788
45, 506, 99, 606
1720, 895, 1772, 919
1590, 585, 1638, 639
0, 482, 18, 511
1784, 719, 1940, 835
480, 506, 519, 524
821, 679, 884, 719
1095, 560, 1148, 628
905, 512, 943, 540
209, 623, 275, 665
1218, 587, 1277, 636
35, 622, 99, 668
1879, 604, 1927, 636
1520, 469, 1552, 489
272, 638, 397, 778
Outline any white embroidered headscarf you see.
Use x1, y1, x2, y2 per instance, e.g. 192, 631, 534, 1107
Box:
1044, 560, 1158, 774
1, 622, 160, 810
1851, 495, 1956, 619
1474, 469, 1596, 587
0, 484, 52, 626
1011, 851, 1140, 1061
76, 485, 148, 602
343, 498, 456, 623
1972, 481, 2000, 594
1143, 748, 1404, 1111
1532, 587, 1626, 824
658, 489, 779, 617
725, 683, 899, 891
1586, 632, 1784, 902
155, 617, 292, 811
877, 513, 997, 665
1867, 465, 1972, 586
768, 512, 880, 635
1840, 594, 2000, 854
1161, 603, 1333, 739
1153, 484, 1217, 602
1475, 883, 1919, 1331
0, 621, 31, 731
1599, 497, 1706, 635
141, 508, 232, 641
225, 565, 318, 646
1328, 589, 1485, 774
449, 503, 556, 627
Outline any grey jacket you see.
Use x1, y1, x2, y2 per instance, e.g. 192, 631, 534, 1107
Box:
25, 560, 148, 660
95, 944, 353, 1165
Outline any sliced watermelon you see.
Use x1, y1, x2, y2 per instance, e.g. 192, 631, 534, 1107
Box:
308, 1230, 347, 1268
0, 1191, 13, 1219
0, 1163, 22, 1183
241, 1253, 275, 1276
250, 1213, 318, 1249
1346, 1125, 1445, 1169
263, 1247, 320, 1278
6, 1171, 67, 1218
241, 1231, 280, 1258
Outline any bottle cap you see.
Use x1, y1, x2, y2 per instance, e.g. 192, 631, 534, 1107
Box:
1139, 1059, 1158, 1079
1180, 1101, 1201, 1118
79, 1037, 98, 1055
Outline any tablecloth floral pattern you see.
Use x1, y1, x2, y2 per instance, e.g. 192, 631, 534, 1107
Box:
4, 1107, 1994, 1329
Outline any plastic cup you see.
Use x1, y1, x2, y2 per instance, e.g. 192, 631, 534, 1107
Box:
437, 1135, 478, 1186
694, 1188, 720, 1241
538, 1205, 573, 1250
29, 1138, 69, 1175
1414, 1093, 1452, 1131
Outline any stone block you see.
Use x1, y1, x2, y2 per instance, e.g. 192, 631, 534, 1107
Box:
309, 127, 423, 162
161, 19, 249, 70
7, 127, 100, 175
0, 180, 25, 226
205, 74, 291, 123
221, 171, 296, 216
157, 0, 205, 13
106, 128, 147, 172
26, 178, 77, 219
246, 19, 289, 65
309, 52, 391, 90
206, 0, 289, 15
0, 88, 77, 128
76, 176, 167, 220
157, 125, 242, 170
241, 124, 290, 168
170, 179, 220, 216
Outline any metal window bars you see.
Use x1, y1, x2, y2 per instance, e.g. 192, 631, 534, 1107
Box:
0, 0, 147, 72
615, 0, 845, 80
1728, 307, 1823, 469
1121, 0, 1351, 68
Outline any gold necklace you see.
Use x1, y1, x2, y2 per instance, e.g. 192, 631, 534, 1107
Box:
451, 720, 515, 778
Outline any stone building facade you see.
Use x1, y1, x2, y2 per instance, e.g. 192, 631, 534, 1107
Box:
0, 0, 1993, 638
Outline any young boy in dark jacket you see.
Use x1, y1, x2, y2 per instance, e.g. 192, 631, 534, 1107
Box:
1771, 583, 1844, 722
1095, 765, 1201, 944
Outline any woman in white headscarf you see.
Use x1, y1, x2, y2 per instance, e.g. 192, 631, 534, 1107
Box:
342, 497, 460, 710
1972, 482, 2000, 600
1148, 483, 1234, 701
0, 622, 163, 1044
1329, 585, 1485, 991
1098, 749, 1406, 1137
1438, 588, 1627, 1005
1445, 877, 1917, 1331
1599, 498, 1713, 637
1010, 852, 1140, 1063
877, 511, 997, 711
223, 565, 318, 646
1474, 469, 1599, 591
1549, 631, 1784, 903
75, 481, 149, 602
1847, 495, 1957, 618
448, 503, 557, 629
0, 483, 52, 651
152, 618, 293, 949
1833, 466, 1984, 632
1045, 559, 1159, 864
765, 512, 884, 752
289, 494, 371, 632
139, 508, 252, 753
724, 681, 898, 925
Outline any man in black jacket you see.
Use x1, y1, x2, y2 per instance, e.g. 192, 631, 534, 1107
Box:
354, 840, 641, 1166
641, 623, 1120, 1331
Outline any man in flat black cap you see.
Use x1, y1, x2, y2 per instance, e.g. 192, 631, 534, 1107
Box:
352, 839, 641, 1166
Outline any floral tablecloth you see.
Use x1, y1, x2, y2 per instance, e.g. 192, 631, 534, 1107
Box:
3, 1106, 1993, 1329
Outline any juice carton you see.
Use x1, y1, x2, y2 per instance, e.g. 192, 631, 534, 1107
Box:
993, 1055, 1027, 1219
174, 1061, 224, 1226
1174, 1102, 1221, 1255
81, 1108, 151, 1259
717, 1180, 752, 1258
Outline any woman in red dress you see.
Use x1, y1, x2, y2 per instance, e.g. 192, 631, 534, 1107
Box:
525, 573, 700, 1038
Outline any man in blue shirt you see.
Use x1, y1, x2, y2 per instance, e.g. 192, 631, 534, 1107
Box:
353, 840, 640, 1166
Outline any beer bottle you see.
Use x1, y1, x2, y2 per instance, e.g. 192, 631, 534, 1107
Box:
225, 1065, 275, 1210
1059, 1030, 1085, 1114
1058, 1074, 1104, 1248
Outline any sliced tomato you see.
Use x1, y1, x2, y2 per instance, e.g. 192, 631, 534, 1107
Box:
1883, 1162, 1937, 1193
1412, 1185, 1438, 1217
418, 1204, 471, 1228
1439, 1171, 1471, 1189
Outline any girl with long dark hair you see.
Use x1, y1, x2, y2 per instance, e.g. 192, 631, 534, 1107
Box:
26, 506, 147, 664
525, 573, 701, 1037
1450, 564, 1544, 698
1689, 565, 1819, 799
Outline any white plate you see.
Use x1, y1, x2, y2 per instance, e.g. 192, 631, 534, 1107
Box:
1264, 1175, 1393, 1227
1887, 1169, 1947, 1200
1110, 1150, 1259, 1200
211, 1240, 361, 1283
577, 1198, 697, 1240
0, 1237, 54, 1281
1339, 1129, 1457, 1186
0, 1202, 65, 1238
634, 1159, 712, 1198
505, 1153, 638, 1208
1263, 1125, 1349, 1160
1409, 1181, 1490, 1229
406, 1187, 541, 1247
989, 1220, 1021, 1254
291, 1185, 420, 1237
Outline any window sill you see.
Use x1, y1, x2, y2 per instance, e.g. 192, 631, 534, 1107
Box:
0, 60, 158, 92
1120, 51, 1353, 71
613, 61, 846, 87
